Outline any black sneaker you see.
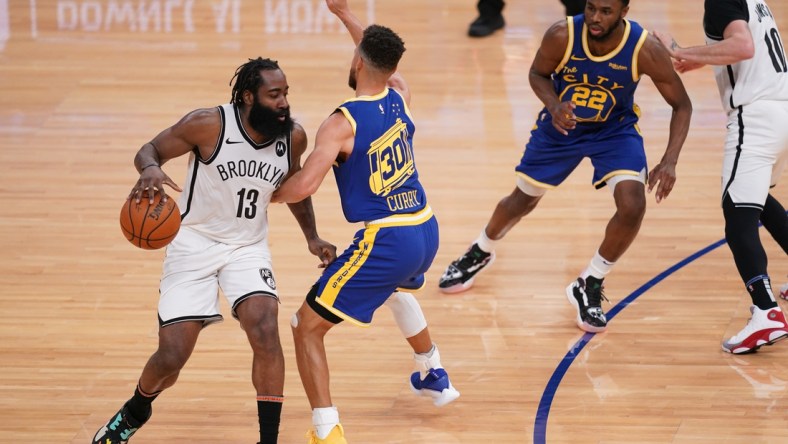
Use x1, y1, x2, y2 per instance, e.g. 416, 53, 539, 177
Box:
438, 243, 495, 293
566, 276, 609, 333
92, 402, 150, 444
468, 14, 505, 37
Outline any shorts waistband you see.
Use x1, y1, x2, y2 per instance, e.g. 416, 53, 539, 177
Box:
365, 205, 433, 227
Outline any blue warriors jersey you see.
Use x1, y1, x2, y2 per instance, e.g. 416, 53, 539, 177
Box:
334, 88, 427, 223
534, 15, 649, 143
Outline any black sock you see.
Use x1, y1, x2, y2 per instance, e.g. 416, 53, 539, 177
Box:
723, 195, 769, 282
746, 275, 778, 311
257, 395, 284, 444
126, 384, 160, 423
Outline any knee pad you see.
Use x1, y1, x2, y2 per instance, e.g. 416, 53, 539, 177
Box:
384, 292, 427, 338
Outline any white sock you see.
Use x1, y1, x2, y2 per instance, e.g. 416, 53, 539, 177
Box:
582, 250, 614, 280
312, 406, 339, 439
475, 229, 497, 253
414, 343, 442, 376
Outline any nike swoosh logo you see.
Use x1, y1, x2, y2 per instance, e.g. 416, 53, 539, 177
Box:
225, 138, 244, 144
570, 55, 587, 61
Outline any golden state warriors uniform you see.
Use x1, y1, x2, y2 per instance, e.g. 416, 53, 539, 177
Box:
159, 103, 291, 327
310, 88, 438, 326
517, 15, 649, 190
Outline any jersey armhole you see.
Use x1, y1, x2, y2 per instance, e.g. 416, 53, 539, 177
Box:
337, 107, 357, 135
201, 105, 225, 164
631, 29, 649, 82
555, 16, 574, 73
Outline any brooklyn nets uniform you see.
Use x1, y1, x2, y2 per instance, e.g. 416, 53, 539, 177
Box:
706, 0, 788, 208
308, 88, 439, 326
159, 103, 292, 326
517, 15, 649, 193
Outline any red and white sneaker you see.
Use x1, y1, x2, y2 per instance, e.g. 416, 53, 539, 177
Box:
722, 306, 788, 354
779, 282, 788, 301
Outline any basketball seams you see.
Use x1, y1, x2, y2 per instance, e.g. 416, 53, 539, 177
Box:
119, 194, 180, 250
145, 199, 180, 248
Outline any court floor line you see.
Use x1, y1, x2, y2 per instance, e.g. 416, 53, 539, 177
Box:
532, 238, 728, 444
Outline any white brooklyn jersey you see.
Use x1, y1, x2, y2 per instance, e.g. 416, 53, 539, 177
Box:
177, 103, 291, 245
706, 0, 788, 113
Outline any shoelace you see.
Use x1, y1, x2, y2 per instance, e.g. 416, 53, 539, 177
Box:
456, 246, 489, 269
585, 284, 609, 308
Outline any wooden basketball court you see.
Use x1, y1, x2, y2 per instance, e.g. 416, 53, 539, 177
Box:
1, 0, 787, 442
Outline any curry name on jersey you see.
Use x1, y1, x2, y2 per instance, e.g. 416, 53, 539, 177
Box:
333, 88, 427, 223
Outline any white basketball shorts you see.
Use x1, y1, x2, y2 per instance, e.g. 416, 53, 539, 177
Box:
158, 226, 279, 327
722, 99, 788, 208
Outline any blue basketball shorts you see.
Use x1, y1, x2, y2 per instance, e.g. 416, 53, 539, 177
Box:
311, 207, 438, 326
516, 131, 646, 190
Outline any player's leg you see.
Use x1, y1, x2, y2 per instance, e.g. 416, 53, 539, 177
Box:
222, 243, 285, 444
598, 178, 646, 262
93, 228, 222, 444
761, 193, 788, 254
761, 149, 788, 258
292, 286, 346, 444
566, 177, 645, 333
468, 0, 505, 37
567, 135, 646, 333
385, 291, 460, 406
761, 193, 788, 300
235, 296, 284, 444
92, 321, 203, 444
720, 102, 788, 354
390, 217, 459, 405
292, 227, 379, 444
721, 193, 788, 353
439, 140, 581, 293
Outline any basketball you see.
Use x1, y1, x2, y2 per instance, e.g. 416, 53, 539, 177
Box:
119, 192, 181, 250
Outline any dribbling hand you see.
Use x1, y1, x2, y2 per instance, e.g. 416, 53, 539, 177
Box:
129, 165, 183, 204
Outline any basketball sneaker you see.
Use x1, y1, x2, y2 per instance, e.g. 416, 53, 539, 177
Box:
438, 243, 495, 293
306, 424, 348, 444
92, 402, 150, 444
722, 306, 788, 354
409, 367, 461, 407
566, 276, 609, 333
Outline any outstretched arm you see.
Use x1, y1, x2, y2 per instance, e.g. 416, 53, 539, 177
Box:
654, 20, 754, 70
282, 124, 337, 268
326, 0, 363, 45
638, 34, 693, 203
272, 111, 352, 204
326, 0, 411, 104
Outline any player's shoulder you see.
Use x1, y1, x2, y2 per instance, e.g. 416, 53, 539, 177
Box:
544, 17, 570, 39
291, 121, 307, 145
180, 106, 222, 128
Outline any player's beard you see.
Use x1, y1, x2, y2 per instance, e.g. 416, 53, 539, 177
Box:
248, 100, 293, 140
348, 66, 357, 90
587, 15, 623, 42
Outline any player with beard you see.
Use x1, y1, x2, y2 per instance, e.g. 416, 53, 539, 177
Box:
91, 57, 337, 444
439, 0, 693, 333
272, 1, 460, 442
